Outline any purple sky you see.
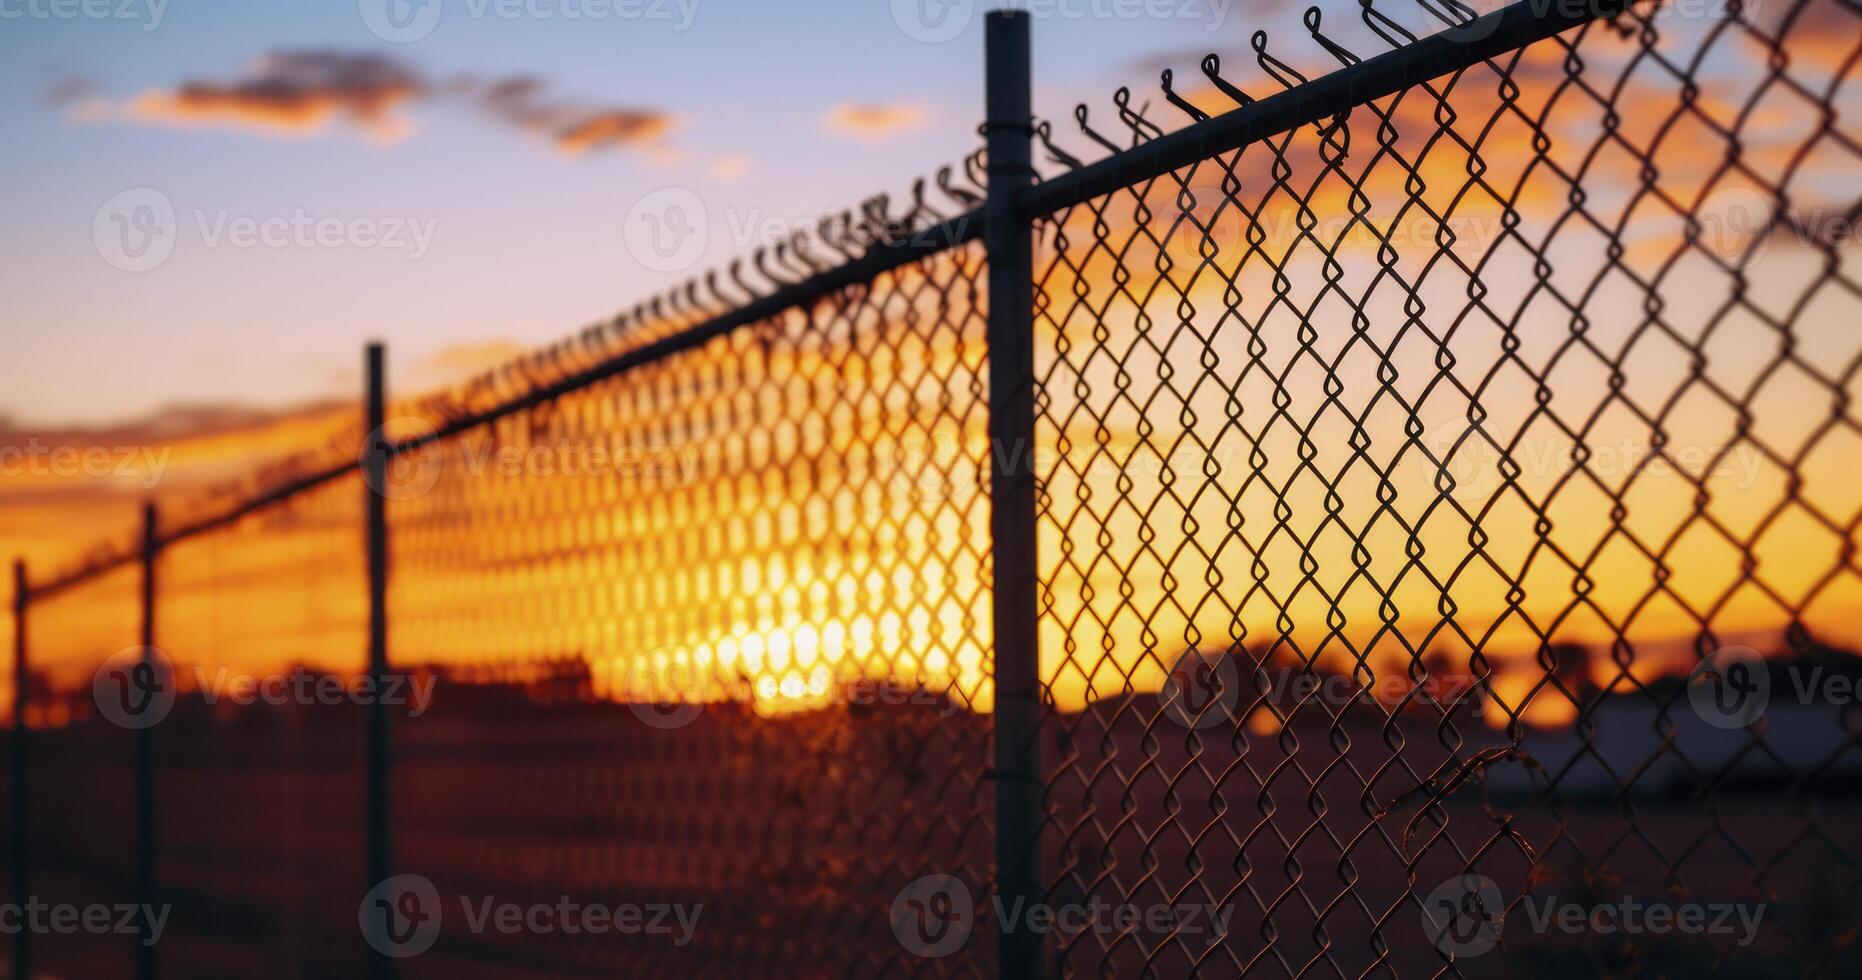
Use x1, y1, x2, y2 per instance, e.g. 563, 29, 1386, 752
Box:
1, 0, 1298, 427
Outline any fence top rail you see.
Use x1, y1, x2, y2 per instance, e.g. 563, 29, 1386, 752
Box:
1020, 0, 1633, 220
397, 207, 985, 456
24, 547, 137, 603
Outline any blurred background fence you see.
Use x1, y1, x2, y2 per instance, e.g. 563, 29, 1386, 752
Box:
3, 0, 1861, 976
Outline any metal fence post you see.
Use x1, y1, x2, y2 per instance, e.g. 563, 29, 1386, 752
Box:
136, 502, 158, 980
11, 560, 29, 980
984, 10, 1043, 979
363, 342, 395, 980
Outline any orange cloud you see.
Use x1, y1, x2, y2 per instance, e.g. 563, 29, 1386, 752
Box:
556, 110, 673, 154
823, 103, 929, 141
475, 75, 671, 155
74, 54, 678, 156
119, 51, 423, 140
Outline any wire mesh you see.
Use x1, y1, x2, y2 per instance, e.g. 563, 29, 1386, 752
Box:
384, 236, 995, 977
153, 472, 369, 977
1030, 0, 1862, 975
17, 563, 142, 978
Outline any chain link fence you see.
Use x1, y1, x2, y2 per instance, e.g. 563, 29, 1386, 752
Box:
3, 0, 1859, 975
1028, 0, 1862, 973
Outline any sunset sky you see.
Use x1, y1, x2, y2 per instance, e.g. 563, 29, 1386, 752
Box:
2, 16, 1855, 980
0, 0, 1287, 429
2, 0, 1855, 727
